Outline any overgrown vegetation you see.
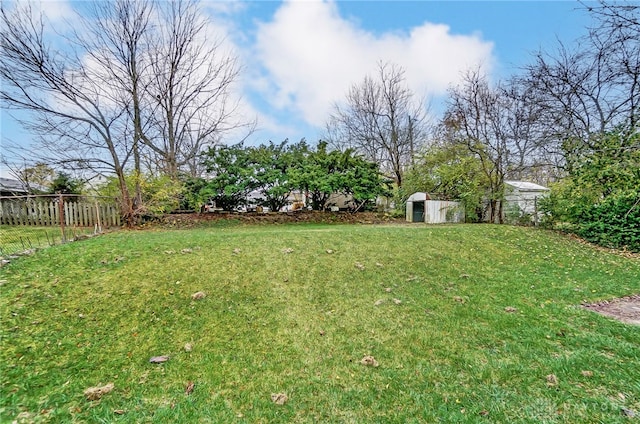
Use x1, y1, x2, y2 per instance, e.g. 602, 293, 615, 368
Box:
541, 129, 640, 252
401, 142, 486, 222
1, 224, 639, 423
96, 173, 184, 217
186, 140, 389, 212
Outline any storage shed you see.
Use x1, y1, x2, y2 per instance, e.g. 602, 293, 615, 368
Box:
406, 192, 430, 222
406, 192, 464, 224
504, 181, 550, 216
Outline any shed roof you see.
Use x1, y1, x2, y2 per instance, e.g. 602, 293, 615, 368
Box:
505, 181, 549, 192
407, 192, 431, 202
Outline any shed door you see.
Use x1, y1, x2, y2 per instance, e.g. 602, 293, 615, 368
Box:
412, 201, 424, 222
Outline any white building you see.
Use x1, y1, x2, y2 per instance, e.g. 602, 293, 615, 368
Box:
503, 180, 550, 223
405, 192, 464, 224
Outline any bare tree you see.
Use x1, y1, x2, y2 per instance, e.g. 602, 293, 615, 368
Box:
0, 158, 54, 192
81, 0, 154, 208
326, 62, 430, 187
444, 69, 506, 223
443, 69, 545, 223
145, 0, 250, 178
1, 2, 138, 223
500, 82, 558, 184
1, 0, 250, 224
521, 2, 640, 167
585, 2, 639, 39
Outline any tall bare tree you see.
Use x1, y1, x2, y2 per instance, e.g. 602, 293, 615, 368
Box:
326, 62, 429, 187
521, 2, 640, 168
443, 69, 544, 223
1, 0, 249, 224
1, 2, 138, 222
145, 0, 248, 178
81, 0, 153, 209
443, 69, 506, 223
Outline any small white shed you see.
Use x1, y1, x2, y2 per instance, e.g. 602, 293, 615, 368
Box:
406, 192, 464, 224
504, 181, 550, 215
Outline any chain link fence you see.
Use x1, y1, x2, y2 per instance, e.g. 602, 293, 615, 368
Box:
0, 194, 121, 260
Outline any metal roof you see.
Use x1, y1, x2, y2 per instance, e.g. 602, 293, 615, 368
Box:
505, 181, 550, 192
0, 177, 48, 194
406, 192, 431, 202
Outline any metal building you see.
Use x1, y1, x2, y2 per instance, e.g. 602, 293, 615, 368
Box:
406, 192, 464, 224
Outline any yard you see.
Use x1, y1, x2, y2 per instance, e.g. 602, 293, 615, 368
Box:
1, 223, 639, 423
0, 225, 96, 257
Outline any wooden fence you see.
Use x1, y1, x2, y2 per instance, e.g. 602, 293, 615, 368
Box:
0, 196, 120, 227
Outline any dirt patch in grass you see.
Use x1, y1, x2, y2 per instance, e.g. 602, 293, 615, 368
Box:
157, 210, 404, 227
583, 294, 640, 325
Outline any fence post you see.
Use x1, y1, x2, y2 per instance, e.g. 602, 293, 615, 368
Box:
58, 194, 66, 243
95, 200, 102, 233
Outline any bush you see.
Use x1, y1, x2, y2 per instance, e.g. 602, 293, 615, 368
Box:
540, 183, 640, 252
504, 203, 534, 226
95, 173, 184, 217
575, 191, 640, 251
540, 128, 639, 252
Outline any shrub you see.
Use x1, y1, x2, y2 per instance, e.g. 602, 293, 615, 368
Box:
576, 191, 640, 251
540, 127, 640, 252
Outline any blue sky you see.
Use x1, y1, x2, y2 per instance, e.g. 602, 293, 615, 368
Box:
1, 0, 594, 173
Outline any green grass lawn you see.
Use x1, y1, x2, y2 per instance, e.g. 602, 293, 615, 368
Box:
1, 224, 639, 423
0, 225, 95, 256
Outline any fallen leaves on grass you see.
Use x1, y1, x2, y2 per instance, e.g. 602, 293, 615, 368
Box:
504, 306, 517, 313
271, 393, 288, 405
191, 291, 206, 300
581, 370, 593, 377
546, 374, 558, 386
393, 299, 402, 305
233, 248, 241, 254
282, 248, 294, 254
113, 409, 125, 415
354, 262, 365, 270
149, 355, 170, 364
384, 287, 392, 292
374, 299, 385, 306
453, 296, 466, 304
326, 249, 334, 254
185, 381, 195, 395
181, 248, 193, 254
84, 383, 114, 401
184, 343, 193, 352
360, 355, 379, 367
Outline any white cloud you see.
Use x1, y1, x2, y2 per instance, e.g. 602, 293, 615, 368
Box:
253, 0, 495, 127
37, 0, 76, 24
202, 0, 247, 17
